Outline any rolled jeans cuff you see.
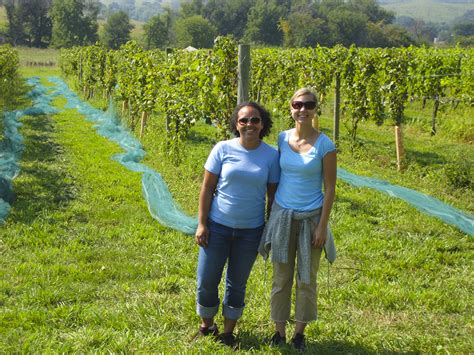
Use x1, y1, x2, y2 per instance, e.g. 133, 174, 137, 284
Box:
196, 302, 219, 319
222, 304, 244, 320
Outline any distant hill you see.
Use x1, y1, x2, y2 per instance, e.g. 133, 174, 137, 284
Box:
378, 0, 474, 23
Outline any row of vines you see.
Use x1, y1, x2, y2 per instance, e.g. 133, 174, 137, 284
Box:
59, 39, 473, 165
0, 45, 21, 110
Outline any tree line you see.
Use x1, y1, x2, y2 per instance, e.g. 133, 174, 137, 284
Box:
2, 0, 472, 50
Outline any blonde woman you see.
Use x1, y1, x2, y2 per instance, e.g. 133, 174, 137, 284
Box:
259, 88, 337, 351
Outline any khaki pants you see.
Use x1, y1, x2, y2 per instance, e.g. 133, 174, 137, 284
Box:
270, 216, 322, 323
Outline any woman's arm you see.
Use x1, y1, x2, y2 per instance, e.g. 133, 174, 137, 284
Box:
195, 170, 218, 247
266, 183, 278, 220
312, 150, 337, 248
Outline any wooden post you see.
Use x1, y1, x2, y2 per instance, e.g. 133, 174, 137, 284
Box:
395, 125, 404, 172
122, 100, 128, 115
238, 44, 250, 104
140, 111, 148, 139
431, 96, 439, 136
333, 73, 340, 144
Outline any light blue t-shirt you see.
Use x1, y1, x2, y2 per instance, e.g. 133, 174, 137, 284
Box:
275, 130, 336, 212
205, 138, 280, 229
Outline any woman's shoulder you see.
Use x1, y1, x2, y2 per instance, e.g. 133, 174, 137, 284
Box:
260, 141, 279, 155
279, 128, 293, 137
278, 129, 293, 143
316, 132, 336, 152
215, 138, 238, 149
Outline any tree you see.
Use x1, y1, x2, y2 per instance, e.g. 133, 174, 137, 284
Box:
143, 11, 172, 49
243, 0, 286, 46
50, 0, 99, 48
327, 8, 368, 46
174, 15, 216, 48
180, 0, 204, 18
348, 0, 394, 24
202, 0, 253, 40
5, 0, 52, 47
366, 22, 414, 47
281, 12, 329, 47
101, 11, 133, 49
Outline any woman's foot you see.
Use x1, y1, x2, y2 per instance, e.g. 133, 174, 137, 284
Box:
270, 331, 286, 346
291, 333, 306, 352
218, 332, 236, 348
193, 323, 219, 340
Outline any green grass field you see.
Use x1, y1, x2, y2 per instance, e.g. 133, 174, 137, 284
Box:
0, 61, 472, 352
0, 5, 7, 32
381, 0, 474, 23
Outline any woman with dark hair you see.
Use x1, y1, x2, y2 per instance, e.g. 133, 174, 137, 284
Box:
194, 101, 280, 347
259, 88, 337, 351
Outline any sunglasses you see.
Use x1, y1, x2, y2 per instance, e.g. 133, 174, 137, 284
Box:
238, 117, 261, 125
291, 101, 317, 110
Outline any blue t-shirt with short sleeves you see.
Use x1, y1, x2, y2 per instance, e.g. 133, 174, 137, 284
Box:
205, 138, 280, 229
275, 129, 336, 212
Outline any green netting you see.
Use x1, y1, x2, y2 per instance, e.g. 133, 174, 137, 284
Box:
0, 77, 58, 223
338, 169, 473, 235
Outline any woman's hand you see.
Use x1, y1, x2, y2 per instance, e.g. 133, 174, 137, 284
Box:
195, 223, 209, 247
312, 224, 327, 249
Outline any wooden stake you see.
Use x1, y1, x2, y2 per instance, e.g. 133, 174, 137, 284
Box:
395, 125, 405, 172
431, 96, 439, 136
122, 100, 128, 115
238, 44, 250, 104
333, 73, 340, 144
140, 111, 148, 139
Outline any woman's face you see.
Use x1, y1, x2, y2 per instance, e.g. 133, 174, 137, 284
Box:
291, 94, 316, 125
236, 105, 263, 141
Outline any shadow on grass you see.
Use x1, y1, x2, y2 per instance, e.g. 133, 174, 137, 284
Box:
237, 330, 375, 353
405, 149, 447, 167
9, 113, 77, 224
187, 129, 216, 145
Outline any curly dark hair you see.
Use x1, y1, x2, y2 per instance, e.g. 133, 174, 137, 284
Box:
229, 101, 273, 139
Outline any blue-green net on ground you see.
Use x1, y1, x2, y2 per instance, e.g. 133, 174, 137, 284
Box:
0, 77, 58, 223
338, 168, 473, 235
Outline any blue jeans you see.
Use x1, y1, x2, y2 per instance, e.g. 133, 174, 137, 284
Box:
196, 219, 264, 320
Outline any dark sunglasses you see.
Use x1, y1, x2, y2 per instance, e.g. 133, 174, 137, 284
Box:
291, 101, 317, 110
238, 117, 261, 125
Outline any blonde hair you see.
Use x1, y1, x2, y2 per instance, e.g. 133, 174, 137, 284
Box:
290, 87, 318, 107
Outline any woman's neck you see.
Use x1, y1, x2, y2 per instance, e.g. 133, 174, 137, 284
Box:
239, 137, 261, 150
294, 122, 317, 139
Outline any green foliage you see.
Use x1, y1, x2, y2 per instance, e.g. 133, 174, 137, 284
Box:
0, 44, 22, 109
101, 11, 133, 50
174, 15, 216, 49
143, 12, 171, 50
243, 0, 286, 46
202, 0, 253, 40
59, 43, 473, 161
50, 0, 99, 48
4, 0, 52, 47
60, 36, 238, 163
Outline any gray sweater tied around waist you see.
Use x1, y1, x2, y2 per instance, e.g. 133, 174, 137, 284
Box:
258, 202, 336, 284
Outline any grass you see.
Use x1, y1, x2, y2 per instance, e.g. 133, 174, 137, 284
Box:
16, 47, 59, 67
0, 65, 472, 352
380, 0, 474, 23
0, 5, 6, 32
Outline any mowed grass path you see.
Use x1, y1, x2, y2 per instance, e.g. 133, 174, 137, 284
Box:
0, 71, 472, 353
